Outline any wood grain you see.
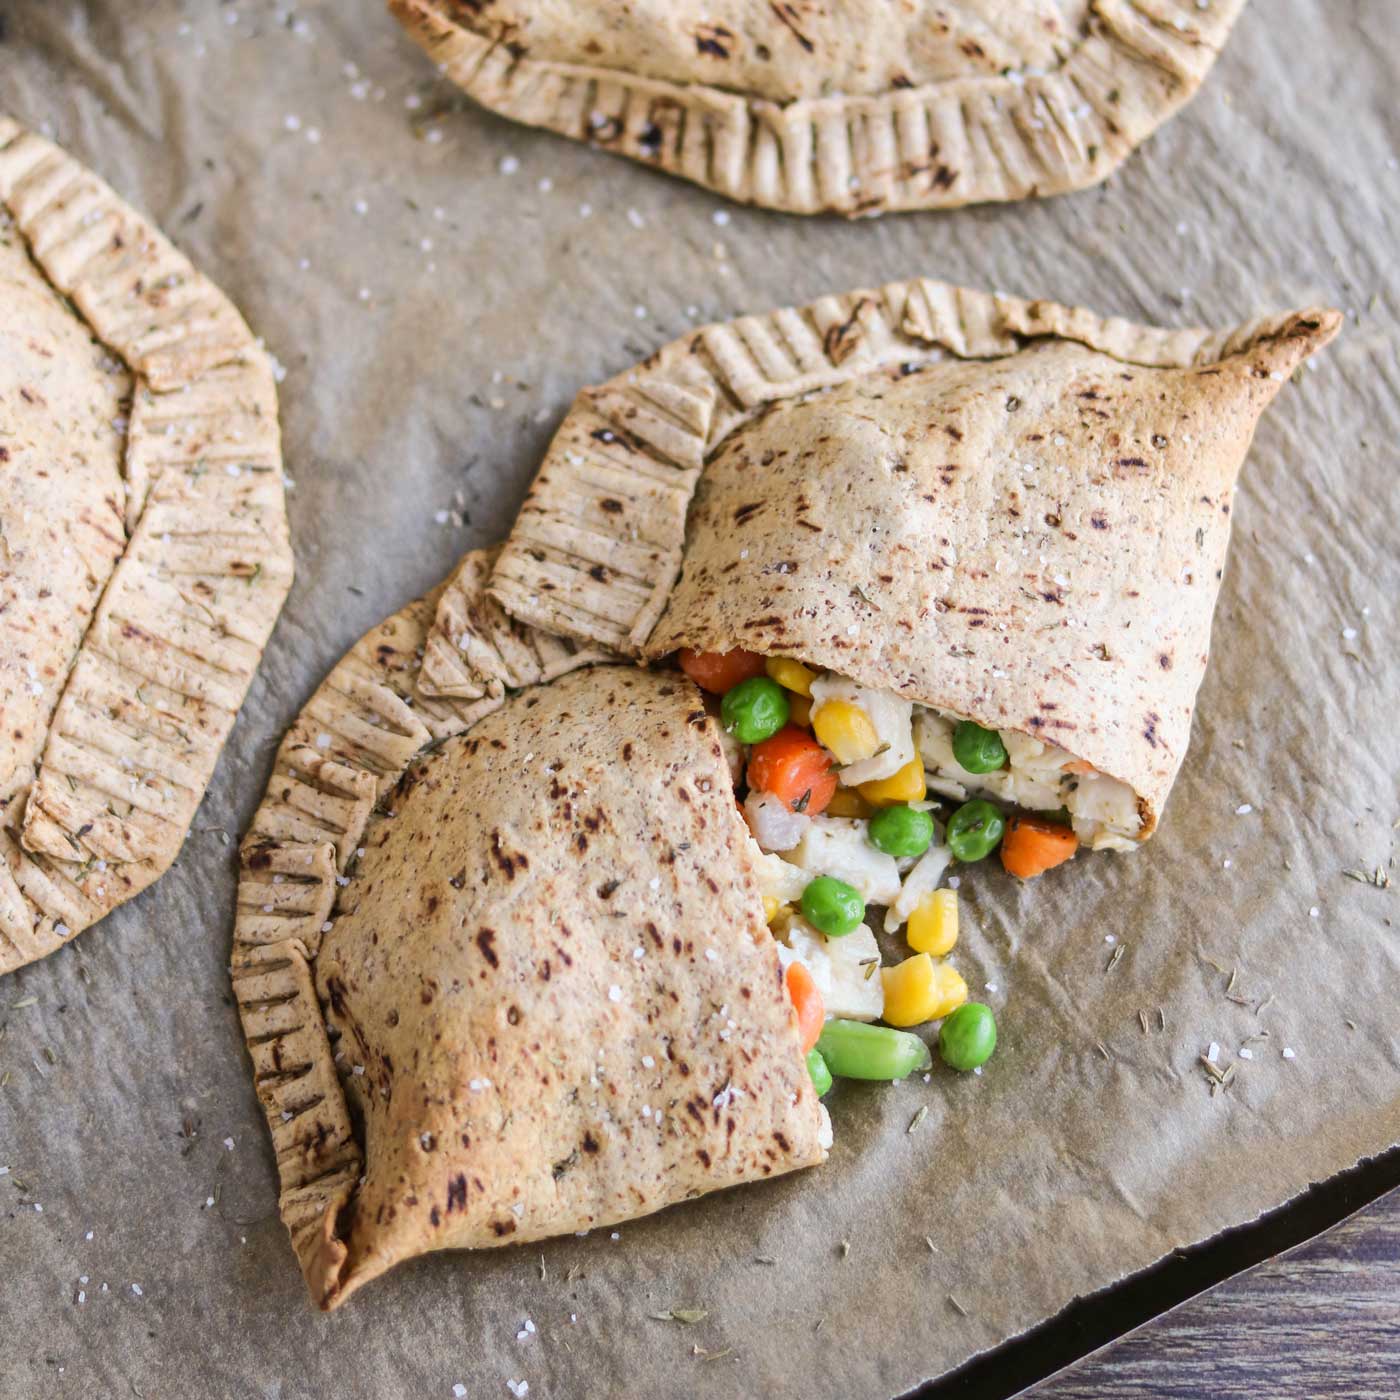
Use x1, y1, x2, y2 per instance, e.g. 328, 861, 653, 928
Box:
1028, 1186, 1400, 1398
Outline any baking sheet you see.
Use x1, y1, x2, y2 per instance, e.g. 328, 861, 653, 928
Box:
1, 2, 1398, 1397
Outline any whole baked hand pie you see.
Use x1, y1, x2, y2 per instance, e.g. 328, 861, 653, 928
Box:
486, 277, 1338, 870
233, 551, 827, 1309
390, 0, 1249, 215
0, 118, 291, 974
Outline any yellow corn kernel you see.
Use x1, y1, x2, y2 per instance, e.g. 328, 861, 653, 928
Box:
907, 888, 958, 957
881, 954, 968, 1028
825, 788, 873, 820
788, 692, 813, 729
762, 895, 790, 925
858, 757, 928, 806
880, 953, 937, 1028
765, 656, 816, 697
812, 700, 879, 765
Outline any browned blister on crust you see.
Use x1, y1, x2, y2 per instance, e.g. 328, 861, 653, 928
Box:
489, 278, 1340, 838
0, 116, 292, 974
389, 0, 1248, 216
234, 550, 824, 1310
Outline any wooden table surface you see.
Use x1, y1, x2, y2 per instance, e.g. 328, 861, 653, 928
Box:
1026, 1185, 1400, 1398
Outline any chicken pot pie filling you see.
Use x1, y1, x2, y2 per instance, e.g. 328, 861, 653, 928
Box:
676, 647, 1133, 1058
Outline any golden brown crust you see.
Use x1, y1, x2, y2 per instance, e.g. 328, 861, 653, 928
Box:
0, 116, 292, 975
389, 0, 1248, 216
488, 279, 1340, 835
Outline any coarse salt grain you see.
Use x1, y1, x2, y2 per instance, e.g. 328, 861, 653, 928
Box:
626, 208, 644, 228
1282, 1047, 1296, 1060
1239, 1047, 1254, 1060
1235, 803, 1253, 815
1205, 1042, 1220, 1064
608, 985, 622, 1002
453, 1386, 467, 1399
507, 1383, 529, 1399
642, 1055, 655, 1068
499, 155, 520, 175
223, 1137, 235, 1151
132, 1284, 143, 1297
1309, 907, 1320, 918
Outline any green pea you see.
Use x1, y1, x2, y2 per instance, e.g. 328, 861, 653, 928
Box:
806, 1048, 833, 1097
720, 676, 790, 744
946, 799, 1006, 863
939, 1002, 997, 1071
866, 804, 934, 858
952, 720, 1008, 774
816, 1019, 932, 1081
800, 876, 864, 937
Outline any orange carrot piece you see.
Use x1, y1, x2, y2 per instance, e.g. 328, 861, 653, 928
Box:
678, 648, 767, 694
746, 726, 837, 815
785, 961, 825, 1053
1000, 815, 1079, 879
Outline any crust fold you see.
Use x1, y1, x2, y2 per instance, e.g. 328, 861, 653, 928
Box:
389, 0, 1247, 216
233, 553, 612, 1304
0, 116, 292, 975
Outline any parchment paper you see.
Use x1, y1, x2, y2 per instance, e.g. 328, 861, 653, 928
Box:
1, 3, 1397, 1398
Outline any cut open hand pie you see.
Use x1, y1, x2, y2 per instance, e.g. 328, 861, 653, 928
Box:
233, 552, 827, 1309
390, 0, 1249, 215
0, 118, 292, 975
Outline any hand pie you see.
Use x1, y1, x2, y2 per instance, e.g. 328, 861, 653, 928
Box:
486, 278, 1338, 860
0, 118, 291, 974
233, 551, 827, 1309
390, 0, 1249, 215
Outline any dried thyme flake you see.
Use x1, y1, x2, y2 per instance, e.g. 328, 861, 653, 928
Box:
753, 1256, 776, 1266
538, 1253, 546, 1282
924, 1237, 938, 1253
651, 1307, 708, 1325
948, 1294, 969, 1317
10, 997, 37, 1009
1342, 866, 1391, 889
692, 1346, 733, 1363
1256, 992, 1276, 1016
861, 958, 880, 981
1200, 952, 1231, 975
1226, 967, 1238, 994
1138, 1009, 1150, 1034
1095, 1041, 1111, 1060
1199, 1055, 1229, 1084
839, 1239, 851, 1259
907, 1105, 929, 1134
1105, 944, 1125, 973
